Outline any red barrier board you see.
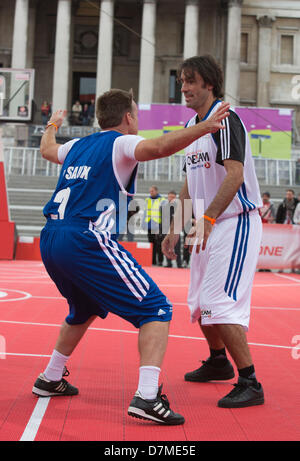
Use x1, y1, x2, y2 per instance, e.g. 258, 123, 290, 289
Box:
0, 161, 15, 260
0, 162, 9, 222
15, 237, 153, 266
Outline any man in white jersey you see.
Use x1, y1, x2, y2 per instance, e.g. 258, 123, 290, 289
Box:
32, 89, 230, 425
162, 56, 265, 408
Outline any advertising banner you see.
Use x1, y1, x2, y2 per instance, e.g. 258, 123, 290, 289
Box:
258, 224, 300, 269
138, 104, 292, 159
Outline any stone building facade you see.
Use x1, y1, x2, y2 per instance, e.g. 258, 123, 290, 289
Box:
0, 0, 300, 131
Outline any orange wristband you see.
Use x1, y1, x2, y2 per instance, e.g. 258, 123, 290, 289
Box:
203, 215, 216, 226
46, 122, 58, 131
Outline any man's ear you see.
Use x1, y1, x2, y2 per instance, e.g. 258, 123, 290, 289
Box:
124, 111, 131, 125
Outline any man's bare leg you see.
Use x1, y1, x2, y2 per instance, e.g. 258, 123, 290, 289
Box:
54, 315, 97, 356
138, 320, 170, 368
136, 321, 169, 400
213, 324, 264, 408
199, 322, 225, 350
128, 319, 185, 425
42, 316, 97, 381
32, 316, 97, 397
214, 324, 253, 369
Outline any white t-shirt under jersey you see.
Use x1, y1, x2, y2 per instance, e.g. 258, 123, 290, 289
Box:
184, 100, 262, 220
57, 133, 144, 192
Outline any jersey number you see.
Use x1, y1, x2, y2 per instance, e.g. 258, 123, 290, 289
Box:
53, 187, 71, 220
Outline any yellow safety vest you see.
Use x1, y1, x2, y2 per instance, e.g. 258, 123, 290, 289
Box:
144, 196, 164, 224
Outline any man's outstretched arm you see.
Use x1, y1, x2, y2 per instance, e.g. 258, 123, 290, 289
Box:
134, 102, 230, 162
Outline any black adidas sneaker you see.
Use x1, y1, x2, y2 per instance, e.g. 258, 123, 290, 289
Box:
128, 385, 185, 425
217, 376, 264, 408
32, 368, 78, 397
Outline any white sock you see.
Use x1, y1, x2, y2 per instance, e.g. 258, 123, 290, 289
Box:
138, 366, 161, 400
44, 349, 69, 382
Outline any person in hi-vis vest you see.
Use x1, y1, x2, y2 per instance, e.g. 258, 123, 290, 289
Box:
143, 186, 166, 265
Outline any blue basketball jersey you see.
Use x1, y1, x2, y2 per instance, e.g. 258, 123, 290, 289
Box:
43, 131, 138, 238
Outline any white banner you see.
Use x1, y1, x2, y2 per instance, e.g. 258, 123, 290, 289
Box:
258, 224, 300, 269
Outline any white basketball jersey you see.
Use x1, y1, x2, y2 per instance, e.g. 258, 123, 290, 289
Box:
184, 100, 262, 220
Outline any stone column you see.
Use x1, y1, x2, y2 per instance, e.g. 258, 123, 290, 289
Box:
138, 0, 157, 104
183, 0, 199, 59
52, 0, 72, 116
11, 0, 29, 69
26, 0, 37, 69
182, 0, 199, 103
94, 0, 114, 126
256, 15, 275, 107
224, 0, 243, 106
10, 0, 29, 117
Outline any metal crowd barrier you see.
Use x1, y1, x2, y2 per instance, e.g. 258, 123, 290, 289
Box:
3, 146, 300, 186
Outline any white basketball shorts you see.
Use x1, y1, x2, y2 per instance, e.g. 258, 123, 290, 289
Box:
187, 210, 262, 331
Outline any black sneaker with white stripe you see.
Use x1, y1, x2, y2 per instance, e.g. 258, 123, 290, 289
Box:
32, 368, 78, 397
128, 385, 185, 425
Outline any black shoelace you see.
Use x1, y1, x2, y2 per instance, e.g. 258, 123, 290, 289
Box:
62, 366, 70, 377
157, 386, 170, 410
226, 381, 250, 398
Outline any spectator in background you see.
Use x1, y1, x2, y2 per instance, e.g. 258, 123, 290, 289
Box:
119, 199, 140, 242
276, 189, 298, 224
41, 100, 51, 125
71, 100, 82, 125
259, 192, 275, 223
143, 186, 166, 265
82, 104, 90, 126
88, 99, 95, 125
160, 191, 182, 268
295, 159, 300, 185
293, 193, 300, 224
183, 217, 196, 268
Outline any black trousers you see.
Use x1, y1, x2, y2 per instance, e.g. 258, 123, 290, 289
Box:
165, 234, 182, 267
148, 231, 164, 265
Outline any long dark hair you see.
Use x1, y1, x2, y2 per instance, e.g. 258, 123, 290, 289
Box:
178, 55, 224, 98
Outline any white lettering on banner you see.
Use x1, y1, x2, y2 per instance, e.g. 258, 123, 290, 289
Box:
257, 224, 300, 270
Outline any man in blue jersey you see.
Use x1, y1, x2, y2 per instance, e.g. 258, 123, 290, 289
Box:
32, 89, 229, 425
162, 55, 265, 409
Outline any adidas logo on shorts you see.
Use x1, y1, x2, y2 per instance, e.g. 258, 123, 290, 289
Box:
158, 309, 166, 316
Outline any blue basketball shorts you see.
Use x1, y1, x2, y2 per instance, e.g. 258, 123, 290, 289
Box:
40, 219, 173, 328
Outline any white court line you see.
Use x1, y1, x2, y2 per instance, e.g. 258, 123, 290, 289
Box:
0, 352, 51, 358
172, 302, 300, 311
0, 280, 300, 290
274, 273, 300, 283
0, 319, 296, 351
23, 296, 300, 310
31, 296, 63, 300
0, 289, 32, 302
0, 292, 298, 310
252, 283, 300, 287
1, 311, 298, 441
160, 283, 300, 288
19, 398, 51, 442
0, 278, 48, 281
